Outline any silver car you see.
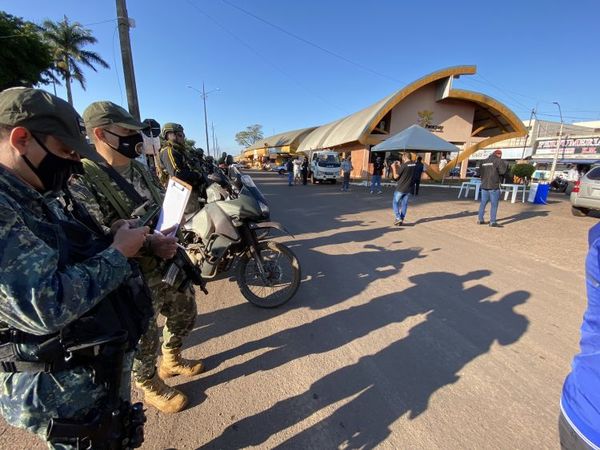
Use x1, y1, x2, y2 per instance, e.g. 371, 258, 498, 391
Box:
570, 166, 600, 216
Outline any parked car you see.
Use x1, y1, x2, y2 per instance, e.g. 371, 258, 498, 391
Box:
270, 164, 287, 175
448, 167, 479, 178
570, 165, 600, 216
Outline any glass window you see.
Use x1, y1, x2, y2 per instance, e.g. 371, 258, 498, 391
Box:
586, 167, 600, 180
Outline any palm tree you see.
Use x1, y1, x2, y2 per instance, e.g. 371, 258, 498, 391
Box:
42, 16, 109, 105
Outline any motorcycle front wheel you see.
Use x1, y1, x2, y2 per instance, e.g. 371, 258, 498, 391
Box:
237, 241, 301, 308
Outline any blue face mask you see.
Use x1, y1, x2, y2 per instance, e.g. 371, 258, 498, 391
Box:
22, 135, 83, 192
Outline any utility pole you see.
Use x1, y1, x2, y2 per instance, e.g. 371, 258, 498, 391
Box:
202, 83, 210, 157
550, 101, 564, 181
187, 84, 220, 158
211, 122, 217, 153
116, 0, 141, 120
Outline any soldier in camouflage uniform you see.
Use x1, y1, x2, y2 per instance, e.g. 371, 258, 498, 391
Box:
0, 88, 150, 448
69, 102, 203, 414
159, 123, 205, 212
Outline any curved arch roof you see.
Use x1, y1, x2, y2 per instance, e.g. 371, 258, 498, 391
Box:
247, 126, 317, 151
296, 65, 526, 152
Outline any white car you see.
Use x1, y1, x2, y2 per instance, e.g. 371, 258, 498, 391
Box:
570, 166, 600, 216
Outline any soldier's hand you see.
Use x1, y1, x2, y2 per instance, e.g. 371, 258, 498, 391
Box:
110, 218, 141, 235
146, 233, 178, 259
111, 224, 149, 258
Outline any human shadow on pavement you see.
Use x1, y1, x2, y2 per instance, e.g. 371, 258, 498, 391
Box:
182, 229, 428, 408
412, 209, 478, 225
498, 209, 550, 226
200, 270, 530, 449
186, 224, 420, 350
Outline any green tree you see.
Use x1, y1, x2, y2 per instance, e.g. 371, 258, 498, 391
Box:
42, 16, 109, 105
511, 163, 535, 183
235, 124, 264, 148
0, 12, 54, 91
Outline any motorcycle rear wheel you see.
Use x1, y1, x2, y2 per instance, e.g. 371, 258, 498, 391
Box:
237, 241, 301, 308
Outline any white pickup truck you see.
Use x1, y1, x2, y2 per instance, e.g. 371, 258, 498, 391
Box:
308, 150, 341, 184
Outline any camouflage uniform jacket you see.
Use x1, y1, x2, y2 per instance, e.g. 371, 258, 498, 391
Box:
70, 159, 165, 277
0, 166, 132, 438
0, 165, 131, 336
159, 142, 204, 188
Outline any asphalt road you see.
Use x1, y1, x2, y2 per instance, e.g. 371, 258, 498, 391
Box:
1, 171, 595, 449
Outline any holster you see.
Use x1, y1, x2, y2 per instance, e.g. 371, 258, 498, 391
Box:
46, 401, 146, 450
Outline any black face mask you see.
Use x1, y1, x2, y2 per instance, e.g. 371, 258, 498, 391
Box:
22, 135, 83, 192
103, 129, 143, 159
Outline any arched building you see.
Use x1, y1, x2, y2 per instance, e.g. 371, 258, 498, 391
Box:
244, 66, 526, 180
242, 127, 317, 167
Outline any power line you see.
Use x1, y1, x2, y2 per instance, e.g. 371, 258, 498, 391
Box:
185, 0, 345, 114
111, 25, 125, 106
82, 18, 119, 27
220, 0, 406, 86
535, 112, 600, 121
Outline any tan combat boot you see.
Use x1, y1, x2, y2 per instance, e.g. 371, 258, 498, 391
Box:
135, 373, 188, 414
158, 345, 205, 379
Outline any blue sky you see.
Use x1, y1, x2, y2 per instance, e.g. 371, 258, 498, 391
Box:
3, 0, 600, 154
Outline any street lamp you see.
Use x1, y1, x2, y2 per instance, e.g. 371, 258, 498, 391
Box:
187, 84, 220, 157
549, 101, 564, 181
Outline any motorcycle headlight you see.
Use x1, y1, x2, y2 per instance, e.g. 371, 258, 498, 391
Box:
259, 201, 270, 216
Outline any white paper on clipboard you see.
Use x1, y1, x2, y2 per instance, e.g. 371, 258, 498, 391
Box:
156, 177, 192, 236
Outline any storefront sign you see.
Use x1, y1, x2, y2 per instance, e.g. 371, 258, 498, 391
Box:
468, 147, 533, 160
534, 136, 600, 157
450, 147, 532, 160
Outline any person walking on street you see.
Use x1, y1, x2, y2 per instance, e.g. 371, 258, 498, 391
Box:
559, 223, 600, 450
301, 157, 308, 185
371, 156, 384, 194
340, 156, 353, 191
286, 158, 294, 186
392, 154, 416, 225
411, 156, 425, 195
477, 149, 508, 227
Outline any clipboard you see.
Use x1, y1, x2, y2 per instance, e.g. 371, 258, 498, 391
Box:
156, 177, 192, 236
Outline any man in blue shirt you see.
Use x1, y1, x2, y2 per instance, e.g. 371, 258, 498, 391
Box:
560, 223, 600, 449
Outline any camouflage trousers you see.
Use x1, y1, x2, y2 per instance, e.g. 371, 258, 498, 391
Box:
0, 352, 134, 450
133, 275, 197, 382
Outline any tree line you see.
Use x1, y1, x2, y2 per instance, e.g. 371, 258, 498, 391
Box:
0, 12, 108, 105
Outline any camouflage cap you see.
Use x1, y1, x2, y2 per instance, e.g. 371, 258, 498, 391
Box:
0, 87, 94, 159
83, 101, 145, 130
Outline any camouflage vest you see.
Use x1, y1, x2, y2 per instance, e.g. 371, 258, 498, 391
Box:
81, 159, 163, 220
157, 143, 175, 186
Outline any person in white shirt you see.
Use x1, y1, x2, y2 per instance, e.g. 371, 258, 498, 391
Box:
293, 157, 302, 184
340, 157, 353, 191
439, 155, 448, 171
567, 165, 580, 182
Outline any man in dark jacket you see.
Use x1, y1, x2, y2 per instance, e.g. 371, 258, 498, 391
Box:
411, 156, 425, 195
477, 150, 508, 227
286, 159, 294, 186
370, 156, 384, 194
392, 154, 416, 225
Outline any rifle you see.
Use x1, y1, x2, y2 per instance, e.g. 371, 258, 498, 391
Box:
135, 202, 208, 295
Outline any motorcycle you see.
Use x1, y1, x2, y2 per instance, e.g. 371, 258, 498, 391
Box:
550, 176, 569, 193
181, 167, 301, 308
